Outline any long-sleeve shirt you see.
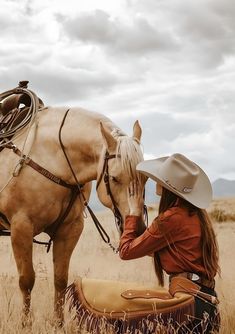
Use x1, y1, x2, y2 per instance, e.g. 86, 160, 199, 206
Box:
119, 206, 207, 276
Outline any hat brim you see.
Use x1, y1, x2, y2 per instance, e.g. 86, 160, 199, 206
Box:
137, 157, 212, 209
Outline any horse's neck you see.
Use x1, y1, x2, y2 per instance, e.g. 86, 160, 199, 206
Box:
37, 107, 113, 184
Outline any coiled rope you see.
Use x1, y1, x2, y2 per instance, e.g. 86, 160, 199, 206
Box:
0, 81, 42, 148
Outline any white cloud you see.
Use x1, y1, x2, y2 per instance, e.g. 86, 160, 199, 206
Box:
61, 9, 177, 56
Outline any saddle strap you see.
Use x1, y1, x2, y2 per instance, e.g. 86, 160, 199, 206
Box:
7, 143, 81, 191
121, 289, 172, 300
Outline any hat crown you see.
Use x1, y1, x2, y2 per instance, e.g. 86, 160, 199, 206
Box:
159, 153, 199, 194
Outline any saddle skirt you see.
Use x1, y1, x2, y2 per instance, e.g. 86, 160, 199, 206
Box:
66, 276, 196, 333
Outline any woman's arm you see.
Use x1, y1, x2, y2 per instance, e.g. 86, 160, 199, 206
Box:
119, 180, 181, 260
119, 215, 170, 260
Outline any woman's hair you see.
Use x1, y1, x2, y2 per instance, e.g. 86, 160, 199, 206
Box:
154, 186, 220, 286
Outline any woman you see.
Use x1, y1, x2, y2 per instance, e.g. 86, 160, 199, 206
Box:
119, 153, 220, 333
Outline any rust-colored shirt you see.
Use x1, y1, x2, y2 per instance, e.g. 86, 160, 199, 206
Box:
119, 206, 207, 276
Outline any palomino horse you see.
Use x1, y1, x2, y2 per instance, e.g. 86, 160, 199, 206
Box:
0, 100, 146, 322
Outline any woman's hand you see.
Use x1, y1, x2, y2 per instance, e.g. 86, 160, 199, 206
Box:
127, 179, 144, 216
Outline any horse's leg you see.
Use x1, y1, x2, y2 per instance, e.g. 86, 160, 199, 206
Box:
52, 216, 84, 324
10, 218, 35, 321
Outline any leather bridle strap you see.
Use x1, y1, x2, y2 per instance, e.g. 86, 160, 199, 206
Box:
96, 151, 123, 234
96, 151, 149, 234
96, 152, 119, 190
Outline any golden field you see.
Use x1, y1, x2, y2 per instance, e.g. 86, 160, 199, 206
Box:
0, 198, 235, 333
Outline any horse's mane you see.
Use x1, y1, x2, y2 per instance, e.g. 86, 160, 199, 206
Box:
111, 128, 144, 179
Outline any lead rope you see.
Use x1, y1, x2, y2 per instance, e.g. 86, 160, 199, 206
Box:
58, 109, 119, 253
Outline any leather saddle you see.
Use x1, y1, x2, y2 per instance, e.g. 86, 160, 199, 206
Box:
0, 92, 43, 116
0, 93, 31, 116
66, 276, 196, 333
0, 81, 44, 147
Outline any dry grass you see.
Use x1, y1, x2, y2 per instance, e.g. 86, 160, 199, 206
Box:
208, 197, 235, 223
0, 198, 235, 333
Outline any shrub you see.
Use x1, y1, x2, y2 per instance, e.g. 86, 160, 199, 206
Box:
209, 208, 228, 222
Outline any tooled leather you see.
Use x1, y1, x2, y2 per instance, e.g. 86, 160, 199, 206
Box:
169, 276, 219, 305
169, 276, 200, 296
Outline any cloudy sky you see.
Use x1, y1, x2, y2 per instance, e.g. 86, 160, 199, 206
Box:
1, 0, 235, 182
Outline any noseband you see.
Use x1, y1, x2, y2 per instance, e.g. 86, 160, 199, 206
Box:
96, 151, 123, 234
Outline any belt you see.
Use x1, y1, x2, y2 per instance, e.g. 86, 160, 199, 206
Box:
169, 272, 215, 289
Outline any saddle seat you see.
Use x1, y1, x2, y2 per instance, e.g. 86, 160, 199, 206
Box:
66, 276, 196, 332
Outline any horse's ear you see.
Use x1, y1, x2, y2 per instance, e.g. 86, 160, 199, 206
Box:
133, 120, 142, 144
100, 122, 117, 151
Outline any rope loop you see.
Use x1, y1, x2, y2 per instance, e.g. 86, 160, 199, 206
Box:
0, 82, 43, 148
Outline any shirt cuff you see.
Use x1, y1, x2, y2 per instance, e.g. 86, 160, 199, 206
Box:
124, 215, 139, 229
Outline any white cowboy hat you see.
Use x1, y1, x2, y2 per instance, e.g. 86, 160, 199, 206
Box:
136, 153, 212, 209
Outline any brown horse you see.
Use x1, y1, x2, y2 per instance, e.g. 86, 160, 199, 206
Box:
0, 105, 146, 322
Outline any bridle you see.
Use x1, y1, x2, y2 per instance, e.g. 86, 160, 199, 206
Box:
96, 151, 149, 236
96, 151, 123, 234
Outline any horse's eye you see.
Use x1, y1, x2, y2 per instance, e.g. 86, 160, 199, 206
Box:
110, 176, 119, 183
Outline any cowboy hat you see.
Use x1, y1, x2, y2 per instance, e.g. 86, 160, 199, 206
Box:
136, 153, 212, 209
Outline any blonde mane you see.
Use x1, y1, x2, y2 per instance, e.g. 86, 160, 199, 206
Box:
115, 134, 144, 179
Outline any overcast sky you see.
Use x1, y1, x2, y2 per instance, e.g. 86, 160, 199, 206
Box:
1, 0, 235, 182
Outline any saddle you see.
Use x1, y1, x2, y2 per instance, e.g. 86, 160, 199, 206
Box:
0, 93, 30, 116
66, 276, 198, 333
0, 81, 44, 148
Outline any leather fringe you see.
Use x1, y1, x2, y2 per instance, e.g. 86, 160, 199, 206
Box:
65, 283, 195, 334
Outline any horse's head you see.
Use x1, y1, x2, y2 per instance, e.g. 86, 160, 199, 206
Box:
96, 120, 147, 235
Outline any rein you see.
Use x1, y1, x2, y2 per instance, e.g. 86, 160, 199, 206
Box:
58, 109, 119, 252
58, 110, 147, 250
57, 109, 148, 249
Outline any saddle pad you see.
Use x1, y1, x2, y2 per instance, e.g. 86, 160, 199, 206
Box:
66, 276, 195, 320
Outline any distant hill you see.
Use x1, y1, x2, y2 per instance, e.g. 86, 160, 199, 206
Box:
145, 178, 235, 200
212, 178, 235, 198
88, 178, 235, 212
141, 178, 235, 201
